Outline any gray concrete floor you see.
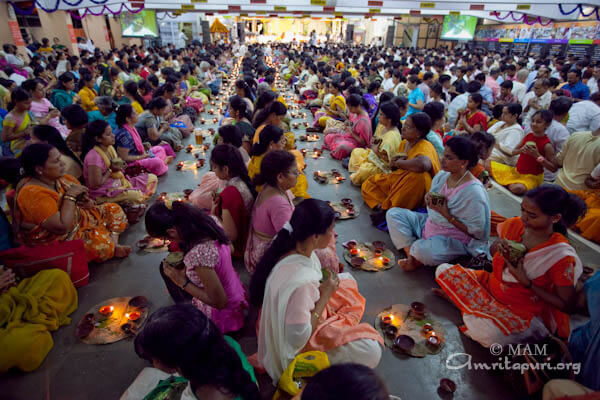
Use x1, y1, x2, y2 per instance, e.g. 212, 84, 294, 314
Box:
1, 99, 595, 400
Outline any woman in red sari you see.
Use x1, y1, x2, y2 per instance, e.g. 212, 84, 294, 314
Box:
210, 144, 256, 258
323, 94, 373, 160
434, 185, 585, 347
454, 93, 488, 136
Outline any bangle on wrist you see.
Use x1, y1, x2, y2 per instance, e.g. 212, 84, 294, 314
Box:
181, 278, 191, 290
64, 195, 77, 203
312, 311, 321, 320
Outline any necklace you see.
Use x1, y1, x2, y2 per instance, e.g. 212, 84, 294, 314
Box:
448, 169, 469, 188
277, 186, 292, 206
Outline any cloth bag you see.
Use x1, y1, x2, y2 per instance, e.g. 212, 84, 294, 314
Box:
0, 240, 89, 288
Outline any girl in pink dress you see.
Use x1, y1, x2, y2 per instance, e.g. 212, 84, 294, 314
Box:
23, 78, 70, 139
244, 150, 340, 275
145, 201, 248, 333
324, 94, 373, 160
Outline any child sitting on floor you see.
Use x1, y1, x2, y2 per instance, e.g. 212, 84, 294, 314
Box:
490, 110, 557, 195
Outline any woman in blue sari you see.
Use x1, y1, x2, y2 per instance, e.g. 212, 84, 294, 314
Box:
387, 136, 490, 271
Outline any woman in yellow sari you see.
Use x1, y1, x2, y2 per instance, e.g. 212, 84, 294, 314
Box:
348, 102, 403, 186
15, 143, 131, 263
249, 125, 309, 199
0, 268, 77, 373
252, 101, 294, 147
309, 80, 347, 131
362, 112, 441, 211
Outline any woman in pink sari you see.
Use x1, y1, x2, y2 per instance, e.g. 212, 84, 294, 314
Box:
82, 120, 157, 205
23, 79, 70, 139
113, 104, 171, 177
324, 94, 372, 160
244, 151, 340, 275
244, 150, 297, 275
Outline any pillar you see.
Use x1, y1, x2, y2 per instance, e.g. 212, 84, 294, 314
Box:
3, 3, 30, 61
37, 9, 79, 56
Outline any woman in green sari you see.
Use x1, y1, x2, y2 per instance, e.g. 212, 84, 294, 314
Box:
224, 95, 255, 159
99, 66, 122, 101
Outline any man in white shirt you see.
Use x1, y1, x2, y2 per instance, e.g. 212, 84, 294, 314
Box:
7, 68, 26, 86
511, 69, 529, 103
521, 79, 552, 131
76, 37, 95, 53
566, 92, 600, 134
377, 63, 385, 79
418, 72, 433, 102
310, 30, 317, 47
544, 97, 572, 181
382, 69, 394, 92
2, 44, 24, 69
587, 66, 600, 95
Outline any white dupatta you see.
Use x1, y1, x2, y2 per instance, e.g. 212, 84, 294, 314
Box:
258, 252, 322, 383
502, 242, 582, 287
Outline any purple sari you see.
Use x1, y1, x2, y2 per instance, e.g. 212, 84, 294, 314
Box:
363, 93, 378, 119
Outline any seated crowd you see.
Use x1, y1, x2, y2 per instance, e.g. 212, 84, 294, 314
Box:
0, 38, 599, 399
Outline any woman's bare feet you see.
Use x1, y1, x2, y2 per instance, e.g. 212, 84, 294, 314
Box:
165, 156, 175, 164
114, 245, 132, 258
397, 257, 419, 272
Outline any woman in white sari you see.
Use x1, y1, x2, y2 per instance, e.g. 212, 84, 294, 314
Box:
487, 103, 525, 168
249, 199, 383, 383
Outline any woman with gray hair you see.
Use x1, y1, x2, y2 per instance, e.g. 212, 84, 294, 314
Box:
198, 61, 221, 95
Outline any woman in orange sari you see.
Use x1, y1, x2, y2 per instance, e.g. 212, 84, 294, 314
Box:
15, 143, 131, 263
362, 112, 441, 211
434, 185, 585, 347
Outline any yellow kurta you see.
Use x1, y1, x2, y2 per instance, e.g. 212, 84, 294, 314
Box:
252, 124, 295, 149
78, 87, 98, 112
318, 95, 346, 128
348, 125, 402, 186
131, 101, 144, 114
248, 152, 309, 199
361, 139, 441, 210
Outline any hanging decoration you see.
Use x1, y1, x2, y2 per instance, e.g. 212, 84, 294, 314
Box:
157, 11, 179, 20
491, 11, 553, 26
558, 4, 600, 20
9, 0, 136, 16
68, 2, 144, 19
8, 1, 37, 15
